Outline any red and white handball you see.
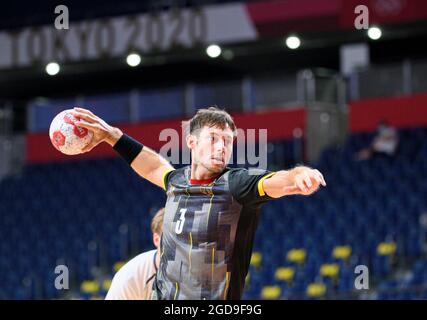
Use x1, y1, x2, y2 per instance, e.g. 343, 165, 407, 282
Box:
49, 109, 93, 155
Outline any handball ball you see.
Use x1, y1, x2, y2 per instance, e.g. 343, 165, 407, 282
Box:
49, 109, 93, 155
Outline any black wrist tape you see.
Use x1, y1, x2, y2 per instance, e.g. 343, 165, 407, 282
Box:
113, 134, 144, 165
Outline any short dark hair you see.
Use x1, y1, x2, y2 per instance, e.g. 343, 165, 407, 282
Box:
185, 106, 236, 136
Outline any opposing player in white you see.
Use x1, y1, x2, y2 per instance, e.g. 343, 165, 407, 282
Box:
105, 208, 164, 300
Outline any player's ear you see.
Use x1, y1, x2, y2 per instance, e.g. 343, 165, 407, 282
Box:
153, 233, 161, 248
186, 134, 196, 150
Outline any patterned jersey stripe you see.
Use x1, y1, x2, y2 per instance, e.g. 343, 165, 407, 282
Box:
211, 247, 215, 280
189, 232, 193, 273
206, 193, 215, 225
224, 272, 230, 299
174, 282, 179, 300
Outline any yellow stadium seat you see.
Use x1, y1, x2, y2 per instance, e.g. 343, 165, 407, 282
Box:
102, 279, 112, 291
261, 285, 281, 300
113, 261, 126, 272
245, 272, 250, 286
306, 283, 326, 298
275, 267, 295, 282
320, 263, 340, 278
287, 249, 306, 265
250, 252, 262, 268
81, 280, 100, 294
377, 242, 397, 256
332, 245, 352, 260
90, 295, 103, 300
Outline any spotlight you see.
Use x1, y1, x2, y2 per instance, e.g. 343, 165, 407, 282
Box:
285, 36, 301, 49
367, 26, 382, 40
206, 44, 222, 58
222, 49, 234, 61
126, 53, 142, 67
45, 62, 60, 76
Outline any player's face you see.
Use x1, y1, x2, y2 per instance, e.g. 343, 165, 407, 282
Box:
191, 125, 234, 173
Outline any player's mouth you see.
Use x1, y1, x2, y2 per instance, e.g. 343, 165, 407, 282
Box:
211, 156, 224, 165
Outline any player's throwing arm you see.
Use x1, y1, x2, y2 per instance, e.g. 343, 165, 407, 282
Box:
71, 107, 174, 189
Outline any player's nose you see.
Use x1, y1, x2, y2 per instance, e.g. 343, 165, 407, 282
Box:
215, 139, 226, 152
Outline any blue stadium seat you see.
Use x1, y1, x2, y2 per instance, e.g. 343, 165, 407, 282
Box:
2, 127, 427, 299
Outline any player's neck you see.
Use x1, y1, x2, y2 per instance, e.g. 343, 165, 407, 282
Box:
190, 163, 220, 181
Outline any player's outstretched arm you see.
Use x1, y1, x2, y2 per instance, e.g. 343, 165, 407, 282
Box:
262, 166, 326, 198
72, 107, 174, 189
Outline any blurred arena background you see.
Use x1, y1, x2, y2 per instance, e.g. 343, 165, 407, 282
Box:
1, 0, 427, 300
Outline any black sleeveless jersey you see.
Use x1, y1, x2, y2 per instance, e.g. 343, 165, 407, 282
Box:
155, 166, 275, 300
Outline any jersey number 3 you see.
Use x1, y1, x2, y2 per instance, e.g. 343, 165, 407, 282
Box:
175, 208, 187, 234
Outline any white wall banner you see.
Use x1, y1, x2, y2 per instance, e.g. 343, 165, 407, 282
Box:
0, 4, 257, 70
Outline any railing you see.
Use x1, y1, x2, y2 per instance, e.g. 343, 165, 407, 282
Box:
0, 104, 25, 180
348, 58, 427, 101
26, 72, 302, 132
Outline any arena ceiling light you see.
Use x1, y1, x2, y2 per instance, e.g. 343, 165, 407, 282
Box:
126, 53, 142, 67
45, 62, 60, 76
285, 35, 301, 49
206, 44, 222, 58
222, 49, 234, 61
367, 26, 382, 40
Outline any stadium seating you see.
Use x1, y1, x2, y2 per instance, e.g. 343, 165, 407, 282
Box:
246, 126, 427, 299
1, 126, 426, 299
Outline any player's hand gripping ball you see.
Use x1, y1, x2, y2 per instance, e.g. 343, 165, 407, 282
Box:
49, 109, 93, 155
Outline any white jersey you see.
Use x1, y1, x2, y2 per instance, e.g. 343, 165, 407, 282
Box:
105, 249, 157, 300
374, 127, 398, 155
